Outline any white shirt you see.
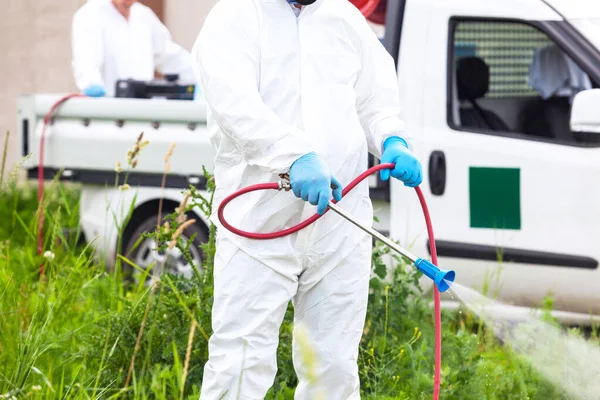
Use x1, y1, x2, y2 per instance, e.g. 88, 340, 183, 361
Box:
72, 0, 196, 96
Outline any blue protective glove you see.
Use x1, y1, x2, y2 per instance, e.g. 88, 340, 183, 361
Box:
289, 152, 343, 215
83, 84, 106, 97
380, 136, 423, 187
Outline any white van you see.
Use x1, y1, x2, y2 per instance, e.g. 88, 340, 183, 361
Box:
17, 0, 600, 323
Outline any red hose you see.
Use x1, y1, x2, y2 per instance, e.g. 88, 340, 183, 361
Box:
38, 93, 85, 275
217, 163, 443, 399
416, 185, 442, 399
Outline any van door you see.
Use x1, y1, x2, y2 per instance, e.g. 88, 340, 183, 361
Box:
391, 0, 600, 316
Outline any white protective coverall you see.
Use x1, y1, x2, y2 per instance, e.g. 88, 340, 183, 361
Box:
71, 0, 197, 96
192, 0, 409, 398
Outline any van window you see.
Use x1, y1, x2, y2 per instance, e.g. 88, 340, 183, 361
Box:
448, 19, 600, 145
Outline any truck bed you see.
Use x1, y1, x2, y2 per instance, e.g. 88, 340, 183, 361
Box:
17, 94, 214, 189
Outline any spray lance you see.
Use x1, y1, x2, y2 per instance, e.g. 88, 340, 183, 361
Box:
217, 162, 456, 399
325, 201, 455, 292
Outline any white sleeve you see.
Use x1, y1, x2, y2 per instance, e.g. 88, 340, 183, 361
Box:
191, 3, 317, 174
71, 7, 105, 91
149, 10, 197, 84
354, 19, 410, 158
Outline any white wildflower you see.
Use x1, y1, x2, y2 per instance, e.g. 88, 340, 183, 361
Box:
43, 251, 55, 261
118, 184, 131, 191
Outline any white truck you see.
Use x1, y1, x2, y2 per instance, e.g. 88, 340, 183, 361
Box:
18, 0, 600, 324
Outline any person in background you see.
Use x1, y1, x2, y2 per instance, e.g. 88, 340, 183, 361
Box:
71, 0, 197, 97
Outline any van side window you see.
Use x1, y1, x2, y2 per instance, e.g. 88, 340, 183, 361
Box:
449, 19, 599, 145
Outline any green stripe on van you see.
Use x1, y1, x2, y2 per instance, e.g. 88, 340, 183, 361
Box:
469, 167, 521, 230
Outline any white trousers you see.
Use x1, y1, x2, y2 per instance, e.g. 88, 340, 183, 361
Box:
199, 233, 372, 400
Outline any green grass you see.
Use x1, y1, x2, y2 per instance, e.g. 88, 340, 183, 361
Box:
0, 145, 590, 399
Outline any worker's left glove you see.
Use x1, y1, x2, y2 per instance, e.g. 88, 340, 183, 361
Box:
380, 136, 423, 187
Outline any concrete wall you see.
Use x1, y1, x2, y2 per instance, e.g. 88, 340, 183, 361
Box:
165, 0, 218, 51
0, 0, 216, 182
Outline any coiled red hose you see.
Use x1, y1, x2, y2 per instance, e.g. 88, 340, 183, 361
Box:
217, 163, 442, 399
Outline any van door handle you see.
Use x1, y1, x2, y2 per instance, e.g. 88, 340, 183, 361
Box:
429, 151, 446, 196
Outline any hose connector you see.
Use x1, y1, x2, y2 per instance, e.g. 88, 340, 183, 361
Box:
277, 173, 292, 191
278, 180, 292, 191
414, 258, 455, 293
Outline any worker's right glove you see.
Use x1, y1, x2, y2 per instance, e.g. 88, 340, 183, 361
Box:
380, 136, 423, 187
83, 85, 106, 98
289, 152, 343, 215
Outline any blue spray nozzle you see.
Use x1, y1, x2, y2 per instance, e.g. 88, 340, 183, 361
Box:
415, 258, 455, 293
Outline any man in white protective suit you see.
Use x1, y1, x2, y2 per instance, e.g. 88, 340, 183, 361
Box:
71, 0, 197, 97
191, 0, 423, 398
